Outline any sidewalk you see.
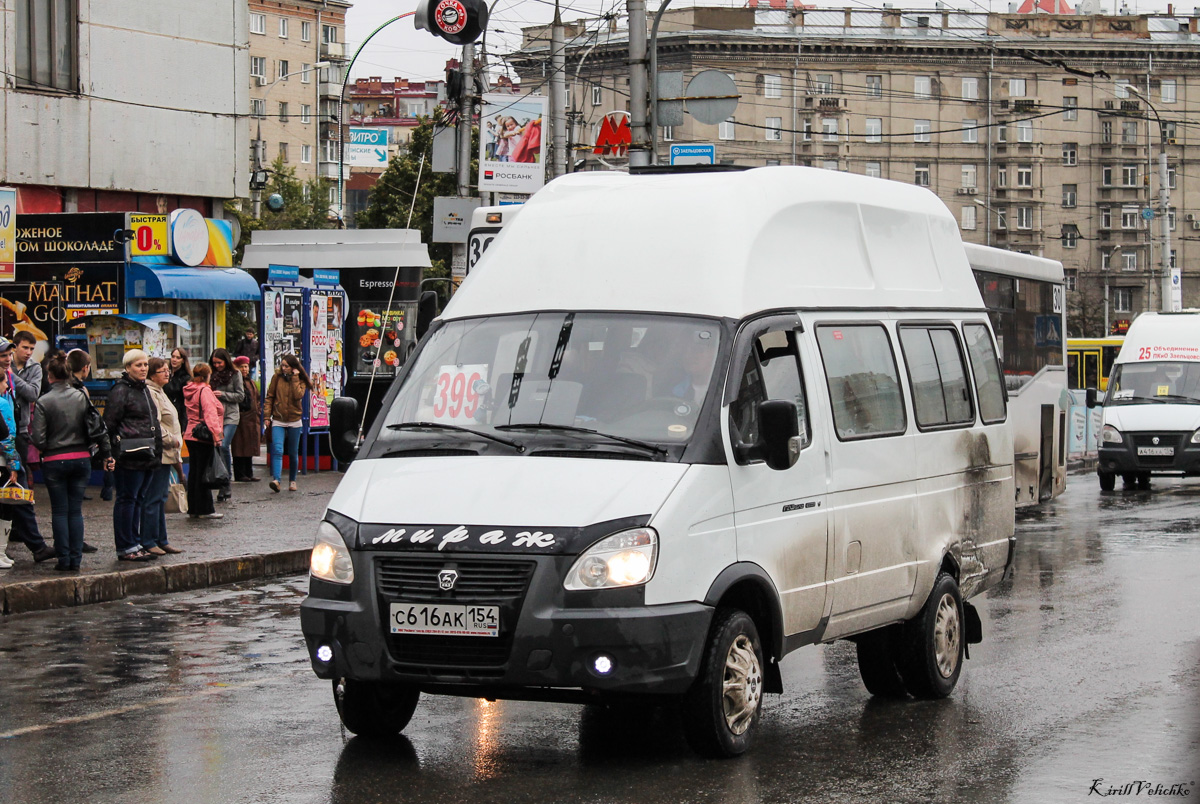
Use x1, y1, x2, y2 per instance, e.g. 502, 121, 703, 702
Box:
0, 465, 341, 615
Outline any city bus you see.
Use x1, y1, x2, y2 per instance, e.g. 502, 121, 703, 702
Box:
1066, 337, 1124, 392
966, 244, 1067, 507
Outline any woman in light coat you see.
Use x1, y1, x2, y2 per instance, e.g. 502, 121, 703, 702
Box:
142, 357, 184, 554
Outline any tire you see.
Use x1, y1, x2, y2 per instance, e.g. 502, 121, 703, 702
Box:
333, 678, 420, 739
896, 573, 964, 700
681, 608, 765, 758
855, 626, 908, 698
1098, 471, 1115, 491
1137, 473, 1152, 490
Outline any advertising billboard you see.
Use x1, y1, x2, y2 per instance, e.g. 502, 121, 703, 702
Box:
479, 94, 547, 195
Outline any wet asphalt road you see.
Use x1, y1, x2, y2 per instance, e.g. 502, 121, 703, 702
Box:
0, 475, 1197, 804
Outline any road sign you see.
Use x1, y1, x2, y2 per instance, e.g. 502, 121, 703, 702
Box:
1141, 207, 1155, 221
346, 128, 389, 168
685, 70, 739, 125
669, 144, 716, 166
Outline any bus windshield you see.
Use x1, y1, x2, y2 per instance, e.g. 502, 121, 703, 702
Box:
1106, 361, 1200, 404
378, 312, 723, 451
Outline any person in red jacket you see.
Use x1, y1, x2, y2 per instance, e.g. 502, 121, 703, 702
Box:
182, 363, 225, 520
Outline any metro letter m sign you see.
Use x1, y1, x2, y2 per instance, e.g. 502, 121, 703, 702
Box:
593, 113, 632, 157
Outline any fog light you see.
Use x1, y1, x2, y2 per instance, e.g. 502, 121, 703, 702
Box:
593, 654, 614, 675
316, 644, 334, 664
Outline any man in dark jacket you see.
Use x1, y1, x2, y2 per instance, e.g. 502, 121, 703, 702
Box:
234, 329, 259, 363
102, 350, 163, 561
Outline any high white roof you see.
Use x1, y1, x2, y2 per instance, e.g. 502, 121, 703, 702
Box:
444, 166, 985, 321
964, 242, 1064, 283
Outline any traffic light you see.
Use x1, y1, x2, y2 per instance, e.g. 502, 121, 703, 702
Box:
414, 0, 489, 45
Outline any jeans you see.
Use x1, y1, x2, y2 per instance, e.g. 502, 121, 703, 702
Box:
219, 423, 237, 493
185, 440, 215, 517
141, 464, 173, 549
271, 425, 302, 483
42, 458, 91, 568
113, 467, 155, 555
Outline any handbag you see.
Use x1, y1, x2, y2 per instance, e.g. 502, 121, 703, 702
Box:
116, 437, 158, 460
202, 448, 230, 489
192, 389, 214, 443
165, 466, 188, 514
0, 477, 34, 505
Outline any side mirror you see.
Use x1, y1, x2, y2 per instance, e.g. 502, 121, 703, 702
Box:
329, 396, 361, 465
759, 400, 800, 471
415, 290, 439, 341
1085, 388, 1099, 409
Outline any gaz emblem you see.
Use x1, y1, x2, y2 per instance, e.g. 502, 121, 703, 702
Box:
438, 569, 459, 591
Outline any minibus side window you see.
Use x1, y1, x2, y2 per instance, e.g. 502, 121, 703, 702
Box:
729, 328, 810, 457
815, 324, 907, 440
899, 326, 975, 429
963, 323, 1007, 424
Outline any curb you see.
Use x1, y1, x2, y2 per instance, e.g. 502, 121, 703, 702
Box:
0, 549, 311, 616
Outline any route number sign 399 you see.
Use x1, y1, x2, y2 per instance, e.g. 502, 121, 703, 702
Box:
431, 364, 489, 422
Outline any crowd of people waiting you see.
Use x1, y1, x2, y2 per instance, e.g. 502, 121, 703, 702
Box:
0, 332, 310, 573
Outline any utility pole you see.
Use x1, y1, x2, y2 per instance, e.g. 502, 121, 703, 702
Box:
452, 42, 476, 284
550, 5, 567, 178
1158, 135, 1174, 311
627, 0, 649, 167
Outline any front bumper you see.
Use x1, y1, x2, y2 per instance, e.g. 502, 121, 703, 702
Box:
300, 551, 713, 700
1098, 431, 1200, 476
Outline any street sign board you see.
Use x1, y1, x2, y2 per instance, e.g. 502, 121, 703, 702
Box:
433, 196, 481, 244
346, 128, 390, 168
128, 213, 169, 257
268, 264, 299, 283
669, 144, 716, 166
685, 70, 738, 125
313, 269, 341, 286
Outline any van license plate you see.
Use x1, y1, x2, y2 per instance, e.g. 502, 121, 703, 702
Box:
1137, 447, 1174, 456
389, 603, 500, 637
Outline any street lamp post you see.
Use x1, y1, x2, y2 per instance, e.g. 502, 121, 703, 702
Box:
252, 61, 330, 218
1127, 86, 1175, 312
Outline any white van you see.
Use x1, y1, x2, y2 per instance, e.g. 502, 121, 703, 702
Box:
302, 167, 1016, 757
1088, 311, 1200, 490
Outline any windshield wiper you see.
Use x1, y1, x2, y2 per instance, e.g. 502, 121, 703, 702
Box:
388, 422, 525, 451
494, 423, 668, 455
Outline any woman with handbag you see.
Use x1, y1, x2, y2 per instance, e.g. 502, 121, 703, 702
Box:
209, 349, 244, 503
103, 350, 163, 561
263, 354, 310, 493
141, 357, 184, 554
33, 358, 114, 571
231, 356, 261, 482
183, 363, 225, 520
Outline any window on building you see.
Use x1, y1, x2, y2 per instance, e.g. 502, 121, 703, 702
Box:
1170, 249, 1177, 270
1009, 77, 1026, 97
914, 163, 931, 186
662, 125, 674, 142
323, 25, 338, 43
322, 139, 336, 162
1161, 78, 1177, 104
997, 165, 1008, 188
591, 85, 602, 106
766, 117, 782, 141
1063, 142, 1077, 166
1121, 120, 1138, 144
1062, 224, 1079, 249
1121, 207, 1139, 229
914, 75, 932, 99
251, 98, 265, 118
1115, 79, 1131, 99
278, 60, 290, 81
961, 164, 977, 189
962, 77, 978, 100
251, 57, 266, 78
1063, 96, 1078, 120
1016, 119, 1033, 143
1063, 184, 1077, 207
1064, 270, 1077, 291
814, 73, 833, 94
1168, 206, 1176, 231
301, 104, 311, 124
302, 144, 312, 164
1017, 165, 1033, 187
1102, 166, 1114, 186
1122, 253, 1137, 273
279, 18, 288, 38
1160, 120, 1177, 141
1100, 207, 1112, 229
279, 142, 289, 162
997, 207, 1008, 230
961, 205, 977, 231
250, 13, 266, 34
764, 74, 782, 98
1122, 164, 1138, 186
1114, 287, 1133, 311
301, 20, 312, 41
866, 74, 883, 97
1168, 164, 1177, 189
719, 117, 736, 140
823, 160, 839, 171
962, 120, 978, 144
302, 64, 313, 84
1017, 206, 1033, 230
866, 118, 882, 143
278, 102, 289, 122
914, 119, 931, 143
997, 124, 1008, 144
865, 161, 882, 178
800, 118, 812, 141
822, 118, 838, 142
1101, 120, 1113, 144
16, 0, 78, 91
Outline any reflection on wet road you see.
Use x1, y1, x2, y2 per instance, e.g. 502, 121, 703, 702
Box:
1, 477, 1197, 804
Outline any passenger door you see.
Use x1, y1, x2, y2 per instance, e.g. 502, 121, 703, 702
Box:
725, 317, 829, 639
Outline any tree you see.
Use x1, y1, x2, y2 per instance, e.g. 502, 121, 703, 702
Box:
1068, 258, 1111, 338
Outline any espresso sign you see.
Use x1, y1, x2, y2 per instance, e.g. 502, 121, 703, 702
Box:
16, 213, 125, 263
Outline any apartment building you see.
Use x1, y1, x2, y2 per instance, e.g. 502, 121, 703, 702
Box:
512, 6, 1200, 331
248, 0, 350, 194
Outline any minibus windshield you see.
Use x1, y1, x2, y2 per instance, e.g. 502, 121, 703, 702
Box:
1106, 361, 1200, 405
380, 312, 723, 451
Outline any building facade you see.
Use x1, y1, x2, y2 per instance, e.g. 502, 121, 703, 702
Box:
513, 6, 1200, 334
1, 0, 248, 215
248, 0, 349, 195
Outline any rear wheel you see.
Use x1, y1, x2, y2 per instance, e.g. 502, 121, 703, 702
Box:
897, 573, 964, 700
1098, 471, 1115, 491
681, 608, 765, 758
855, 626, 908, 698
333, 678, 420, 739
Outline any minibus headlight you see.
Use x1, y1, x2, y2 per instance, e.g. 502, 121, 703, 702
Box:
1191, 429, 1200, 445
1101, 425, 1123, 445
311, 521, 355, 585
564, 528, 658, 591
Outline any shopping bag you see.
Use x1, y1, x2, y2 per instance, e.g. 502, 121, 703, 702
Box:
0, 478, 34, 505
202, 452, 231, 490
166, 468, 188, 514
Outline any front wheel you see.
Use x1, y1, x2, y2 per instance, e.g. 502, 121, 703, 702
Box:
334, 678, 420, 739
1098, 471, 1116, 491
897, 573, 964, 700
681, 609, 765, 758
